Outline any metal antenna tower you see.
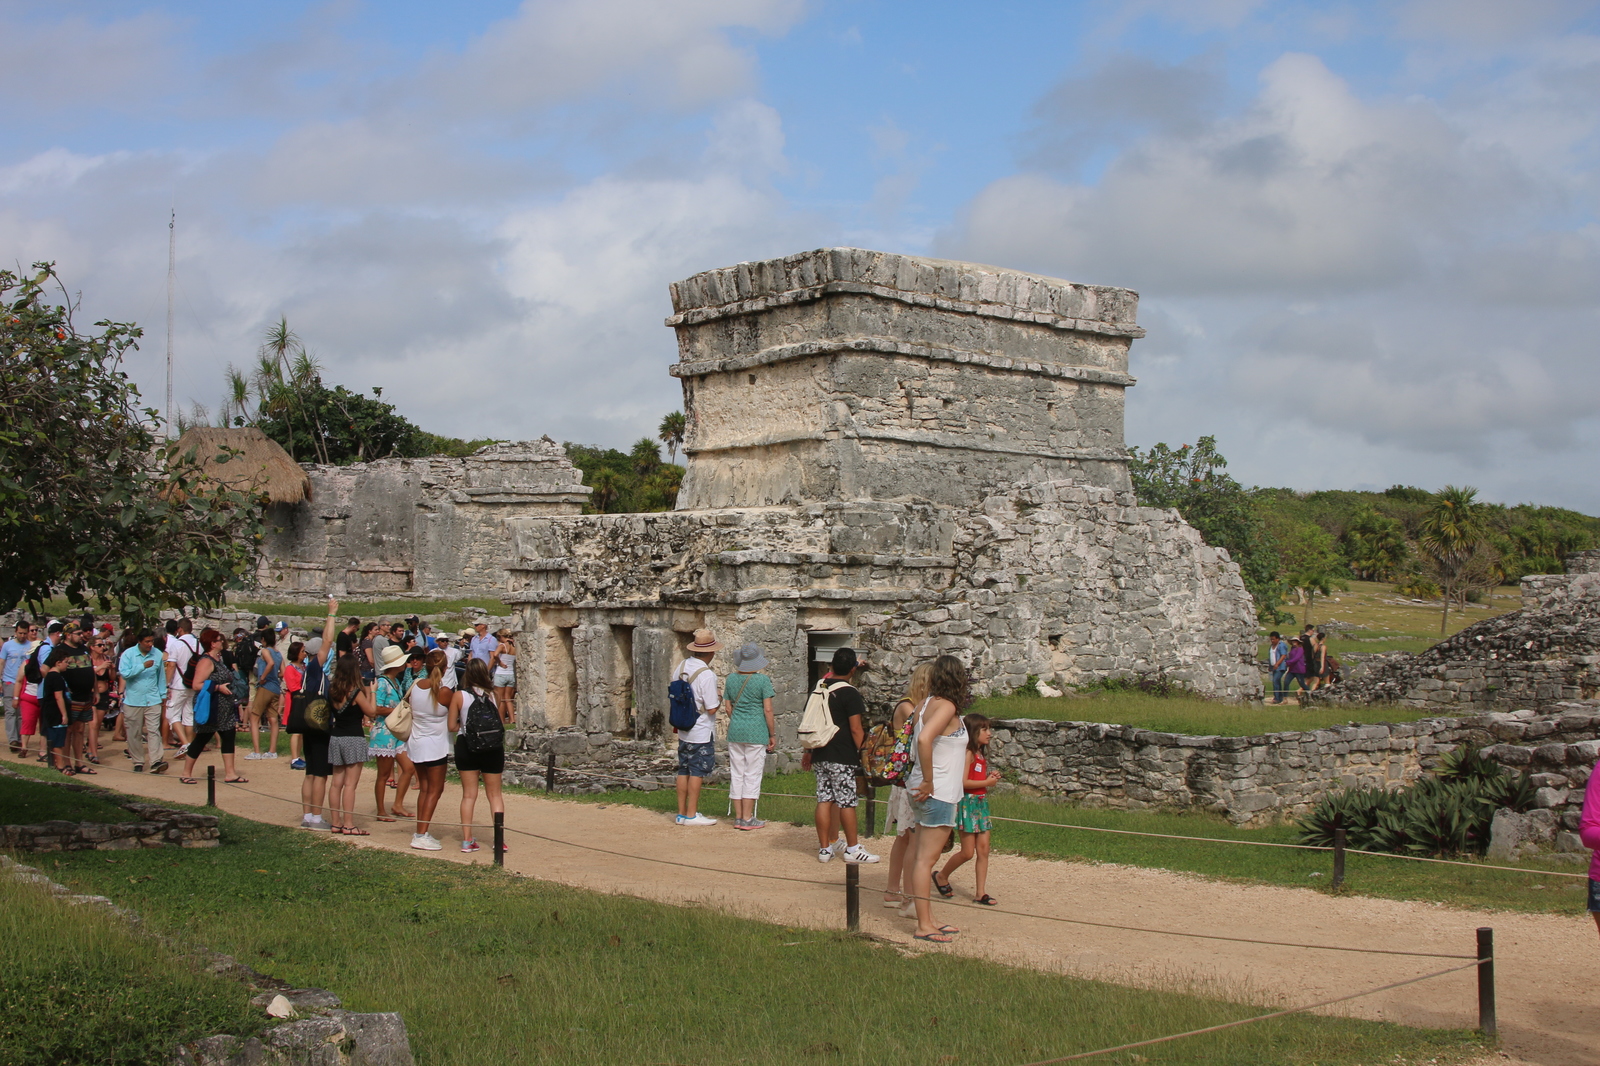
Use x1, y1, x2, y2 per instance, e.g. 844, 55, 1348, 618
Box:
165, 209, 175, 440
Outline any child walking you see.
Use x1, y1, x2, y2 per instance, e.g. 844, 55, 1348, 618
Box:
933, 713, 1001, 905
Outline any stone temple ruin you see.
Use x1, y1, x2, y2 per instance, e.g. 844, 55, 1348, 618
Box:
504, 248, 1259, 742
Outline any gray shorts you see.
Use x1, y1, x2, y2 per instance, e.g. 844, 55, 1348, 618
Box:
813, 761, 859, 808
328, 735, 369, 767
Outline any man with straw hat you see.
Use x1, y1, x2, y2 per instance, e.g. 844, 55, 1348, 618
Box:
672, 629, 722, 826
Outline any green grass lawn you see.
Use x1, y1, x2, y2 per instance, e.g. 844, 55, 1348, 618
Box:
971, 690, 1433, 733
550, 772, 1588, 916
0, 876, 262, 1066
0, 773, 137, 824
22, 794, 1485, 1066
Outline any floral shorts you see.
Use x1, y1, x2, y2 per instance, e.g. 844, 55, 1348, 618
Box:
676, 739, 715, 778
955, 794, 992, 834
813, 761, 859, 808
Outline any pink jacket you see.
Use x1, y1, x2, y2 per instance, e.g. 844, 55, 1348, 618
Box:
1580, 758, 1600, 882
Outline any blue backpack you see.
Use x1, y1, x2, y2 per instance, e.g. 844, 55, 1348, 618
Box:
667, 664, 709, 732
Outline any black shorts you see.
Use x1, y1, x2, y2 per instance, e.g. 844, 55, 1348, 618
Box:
301, 732, 331, 777
454, 737, 504, 775
412, 756, 449, 771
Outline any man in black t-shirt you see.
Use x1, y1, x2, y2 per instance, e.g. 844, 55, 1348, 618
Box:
336, 617, 360, 661
48, 623, 96, 773
801, 647, 879, 865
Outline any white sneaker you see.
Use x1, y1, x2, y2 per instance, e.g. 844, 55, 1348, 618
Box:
264, 752, 279, 759
244, 752, 263, 760
817, 847, 833, 863
411, 833, 442, 851
680, 813, 717, 826
842, 844, 880, 864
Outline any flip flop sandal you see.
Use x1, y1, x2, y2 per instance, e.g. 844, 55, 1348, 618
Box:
75, 766, 97, 775
376, 815, 396, 822
392, 809, 414, 819
912, 932, 955, 944
344, 826, 371, 836
975, 894, 998, 906
935, 925, 960, 935
225, 776, 249, 783
179, 777, 198, 785
933, 873, 954, 898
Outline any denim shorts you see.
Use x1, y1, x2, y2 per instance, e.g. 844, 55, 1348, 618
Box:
1589, 878, 1600, 914
915, 795, 958, 828
677, 740, 714, 778
46, 724, 68, 749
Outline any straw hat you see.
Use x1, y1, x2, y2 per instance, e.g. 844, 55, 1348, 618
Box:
687, 628, 721, 654
378, 644, 407, 671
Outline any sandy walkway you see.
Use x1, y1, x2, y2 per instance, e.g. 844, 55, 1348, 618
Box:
33, 750, 1598, 1065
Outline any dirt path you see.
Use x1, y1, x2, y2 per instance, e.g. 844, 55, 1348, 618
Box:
39, 751, 1598, 1065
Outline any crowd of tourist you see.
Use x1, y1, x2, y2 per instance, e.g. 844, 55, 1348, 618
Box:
1266, 625, 1342, 703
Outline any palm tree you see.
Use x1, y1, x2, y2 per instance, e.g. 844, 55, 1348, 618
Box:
630, 438, 662, 475
1418, 486, 1491, 634
588, 469, 621, 513
658, 411, 686, 465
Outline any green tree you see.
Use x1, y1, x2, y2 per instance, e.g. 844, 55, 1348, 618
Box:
1273, 520, 1347, 625
0, 264, 266, 625
1128, 436, 1284, 623
630, 438, 662, 475
1342, 508, 1409, 580
658, 411, 686, 465
1417, 486, 1495, 634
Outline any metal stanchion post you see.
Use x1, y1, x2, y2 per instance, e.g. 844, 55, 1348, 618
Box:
206, 765, 216, 808
545, 751, 556, 794
493, 812, 505, 868
1332, 826, 1346, 890
845, 864, 860, 932
1477, 927, 1496, 1037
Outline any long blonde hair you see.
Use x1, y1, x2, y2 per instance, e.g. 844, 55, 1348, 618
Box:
894, 662, 935, 728
420, 648, 449, 707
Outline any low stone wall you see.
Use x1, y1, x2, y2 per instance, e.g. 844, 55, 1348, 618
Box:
0, 771, 220, 852
989, 704, 1600, 827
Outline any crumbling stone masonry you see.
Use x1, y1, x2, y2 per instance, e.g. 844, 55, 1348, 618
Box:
506, 249, 1259, 748
259, 441, 588, 600
1306, 551, 1600, 713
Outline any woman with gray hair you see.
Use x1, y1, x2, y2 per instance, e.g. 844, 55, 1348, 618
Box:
723, 642, 777, 830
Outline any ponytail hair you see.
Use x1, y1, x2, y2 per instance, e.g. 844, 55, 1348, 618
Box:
423, 648, 448, 706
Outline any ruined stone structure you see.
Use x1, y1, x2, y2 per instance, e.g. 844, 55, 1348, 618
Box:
1307, 551, 1600, 713
506, 249, 1258, 743
259, 441, 588, 600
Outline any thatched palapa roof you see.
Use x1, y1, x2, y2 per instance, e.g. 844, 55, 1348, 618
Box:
172, 427, 312, 505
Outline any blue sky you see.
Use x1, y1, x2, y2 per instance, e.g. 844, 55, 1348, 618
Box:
4, 0, 1599, 510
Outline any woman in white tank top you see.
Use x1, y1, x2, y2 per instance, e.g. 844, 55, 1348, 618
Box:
405, 650, 461, 853
906, 655, 969, 943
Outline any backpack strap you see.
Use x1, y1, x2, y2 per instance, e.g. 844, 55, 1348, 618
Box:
683, 663, 711, 710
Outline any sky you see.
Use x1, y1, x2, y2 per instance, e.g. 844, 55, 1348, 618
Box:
3, 0, 1599, 511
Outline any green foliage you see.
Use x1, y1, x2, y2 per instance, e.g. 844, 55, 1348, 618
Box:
0, 264, 267, 625
1128, 436, 1284, 623
1012, 673, 1041, 697
566, 437, 684, 514
1341, 508, 1409, 580
1075, 673, 1189, 699
0, 878, 262, 1065
1296, 748, 1534, 857
657, 410, 687, 464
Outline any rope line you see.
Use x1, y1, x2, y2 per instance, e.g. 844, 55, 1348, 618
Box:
1014, 960, 1484, 1065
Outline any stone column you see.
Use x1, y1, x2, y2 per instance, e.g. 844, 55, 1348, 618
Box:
632, 627, 679, 738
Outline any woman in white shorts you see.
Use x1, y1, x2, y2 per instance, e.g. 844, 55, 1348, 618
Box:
406, 649, 458, 851
884, 662, 933, 913
905, 655, 969, 944
491, 630, 517, 726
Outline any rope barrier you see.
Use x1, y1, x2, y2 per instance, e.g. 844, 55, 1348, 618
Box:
541, 762, 1591, 879
1014, 959, 1485, 1065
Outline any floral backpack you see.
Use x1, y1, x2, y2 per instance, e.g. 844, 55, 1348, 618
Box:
860, 715, 914, 785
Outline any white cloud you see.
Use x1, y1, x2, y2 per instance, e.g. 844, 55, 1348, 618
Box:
0, 10, 178, 112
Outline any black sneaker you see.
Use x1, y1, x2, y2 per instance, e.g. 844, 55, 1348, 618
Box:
132, 764, 144, 772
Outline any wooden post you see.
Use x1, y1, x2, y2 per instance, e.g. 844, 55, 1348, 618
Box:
206, 764, 216, 808
1331, 825, 1346, 889
493, 812, 505, 868
845, 864, 860, 932
545, 751, 556, 793
1477, 927, 1496, 1038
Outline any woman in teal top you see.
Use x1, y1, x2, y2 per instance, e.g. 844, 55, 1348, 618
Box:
724, 643, 777, 830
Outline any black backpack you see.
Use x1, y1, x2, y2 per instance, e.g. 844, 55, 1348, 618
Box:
460, 688, 505, 753
23, 643, 47, 685
235, 636, 259, 680
180, 638, 204, 687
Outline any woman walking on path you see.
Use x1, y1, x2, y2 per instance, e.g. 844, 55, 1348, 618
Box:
452, 659, 506, 854
884, 663, 933, 912
325, 655, 378, 834
491, 629, 517, 727
906, 655, 969, 944
724, 643, 777, 830
369, 645, 413, 822
246, 630, 284, 759
935, 714, 1001, 906
283, 641, 305, 770
180, 628, 245, 785
406, 649, 458, 851
1283, 637, 1307, 700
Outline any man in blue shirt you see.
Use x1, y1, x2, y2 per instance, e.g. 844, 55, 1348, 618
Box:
118, 630, 168, 773
1267, 631, 1289, 704
468, 621, 497, 665
2, 620, 35, 753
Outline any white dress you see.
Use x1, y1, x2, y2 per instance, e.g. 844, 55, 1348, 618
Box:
405, 683, 451, 764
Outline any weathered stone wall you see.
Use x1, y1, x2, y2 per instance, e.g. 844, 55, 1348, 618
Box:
506, 480, 1258, 739
0, 772, 220, 851
1307, 561, 1600, 713
988, 704, 1600, 827
258, 441, 588, 600
669, 248, 1142, 511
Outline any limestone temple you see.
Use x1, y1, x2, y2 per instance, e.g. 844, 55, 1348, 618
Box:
502, 248, 1259, 741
